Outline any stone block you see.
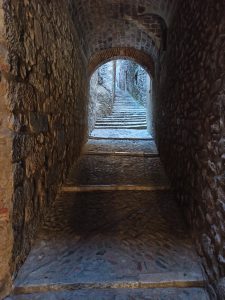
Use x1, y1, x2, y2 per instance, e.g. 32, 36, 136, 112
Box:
29, 112, 48, 133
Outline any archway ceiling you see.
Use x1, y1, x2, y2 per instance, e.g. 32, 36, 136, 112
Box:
68, 0, 177, 61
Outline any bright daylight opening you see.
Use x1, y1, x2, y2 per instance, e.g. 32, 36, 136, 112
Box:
88, 59, 152, 139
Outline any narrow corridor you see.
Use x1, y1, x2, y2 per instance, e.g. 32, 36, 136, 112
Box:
7, 135, 209, 299
1, 1, 224, 299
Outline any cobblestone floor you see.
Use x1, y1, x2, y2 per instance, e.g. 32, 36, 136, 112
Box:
14, 191, 202, 286
8, 139, 209, 299
66, 156, 169, 187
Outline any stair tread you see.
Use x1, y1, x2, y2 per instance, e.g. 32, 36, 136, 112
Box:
90, 129, 152, 139
6, 287, 209, 300
84, 139, 158, 154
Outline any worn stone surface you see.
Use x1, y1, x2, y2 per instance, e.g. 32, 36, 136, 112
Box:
155, 0, 225, 287
90, 129, 152, 139
4, 137, 206, 298
11, 189, 203, 292
6, 287, 210, 300
83, 139, 158, 155
1, 0, 224, 298
66, 155, 169, 188
2, 0, 88, 296
0, 1, 13, 298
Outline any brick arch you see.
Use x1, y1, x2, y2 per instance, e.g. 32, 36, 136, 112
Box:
88, 48, 155, 78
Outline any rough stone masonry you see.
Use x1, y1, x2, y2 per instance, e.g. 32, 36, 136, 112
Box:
0, 0, 87, 297
0, 0, 225, 299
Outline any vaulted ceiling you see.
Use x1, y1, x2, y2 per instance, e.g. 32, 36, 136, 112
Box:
68, 0, 177, 62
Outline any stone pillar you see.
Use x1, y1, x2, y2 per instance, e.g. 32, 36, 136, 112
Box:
0, 1, 13, 298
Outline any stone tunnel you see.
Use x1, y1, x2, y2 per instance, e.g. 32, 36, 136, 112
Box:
0, 0, 225, 299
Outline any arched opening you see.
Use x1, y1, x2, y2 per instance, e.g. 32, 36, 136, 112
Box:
2, 1, 224, 298
88, 58, 153, 140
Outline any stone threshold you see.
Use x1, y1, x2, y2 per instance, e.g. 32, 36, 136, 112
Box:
94, 127, 147, 129
89, 136, 153, 141
13, 272, 205, 295
84, 151, 159, 157
61, 185, 170, 192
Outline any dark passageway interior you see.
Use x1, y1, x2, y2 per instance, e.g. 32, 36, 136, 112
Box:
3, 69, 209, 298
0, 1, 225, 299
7, 138, 207, 299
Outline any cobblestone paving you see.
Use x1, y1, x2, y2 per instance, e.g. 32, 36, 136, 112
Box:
7, 288, 209, 300
66, 156, 169, 187
9, 139, 208, 299
83, 139, 158, 155
14, 191, 202, 288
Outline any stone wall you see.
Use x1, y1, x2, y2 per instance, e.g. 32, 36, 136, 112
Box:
156, 0, 225, 294
1, 0, 87, 297
120, 60, 149, 107
88, 61, 116, 133
0, 1, 13, 297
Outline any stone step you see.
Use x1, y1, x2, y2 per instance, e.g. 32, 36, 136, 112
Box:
108, 117, 146, 120
112, 109, 146, 116
95, 122, 146, 125
111, 108, 146, 111
113, 104, 144, 107
107, 115, 146, 118
98, 116, 146, 120
95, 126, 147, 129
85, 152, 159, 158
111, 112, 146, 114
110, 110, 146, 112
94, 125, 147, 129
95, 122, 147, 126
65, 155, 169, 187
62, 185, 170, 192
112, 104, 145, 108
90, 128, 152, 139
94, 127, 147, 130
96, 118, 146, 121
6, 287, 210, 300
95, 125, 147, 129
112, 108, 146, 111
96, 118, 147, 122
96, 119, 146, 121
113, 103, 144, 106
84, 139, 158, 154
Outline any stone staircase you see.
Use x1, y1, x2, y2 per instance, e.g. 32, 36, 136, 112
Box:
6, 138, 209, 299
94, 89, 147, 130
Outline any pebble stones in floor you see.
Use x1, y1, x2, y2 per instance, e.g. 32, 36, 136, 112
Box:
7, 138, 209, 299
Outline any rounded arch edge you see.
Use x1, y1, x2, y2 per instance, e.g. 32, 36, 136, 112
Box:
88, 48, 155, 79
